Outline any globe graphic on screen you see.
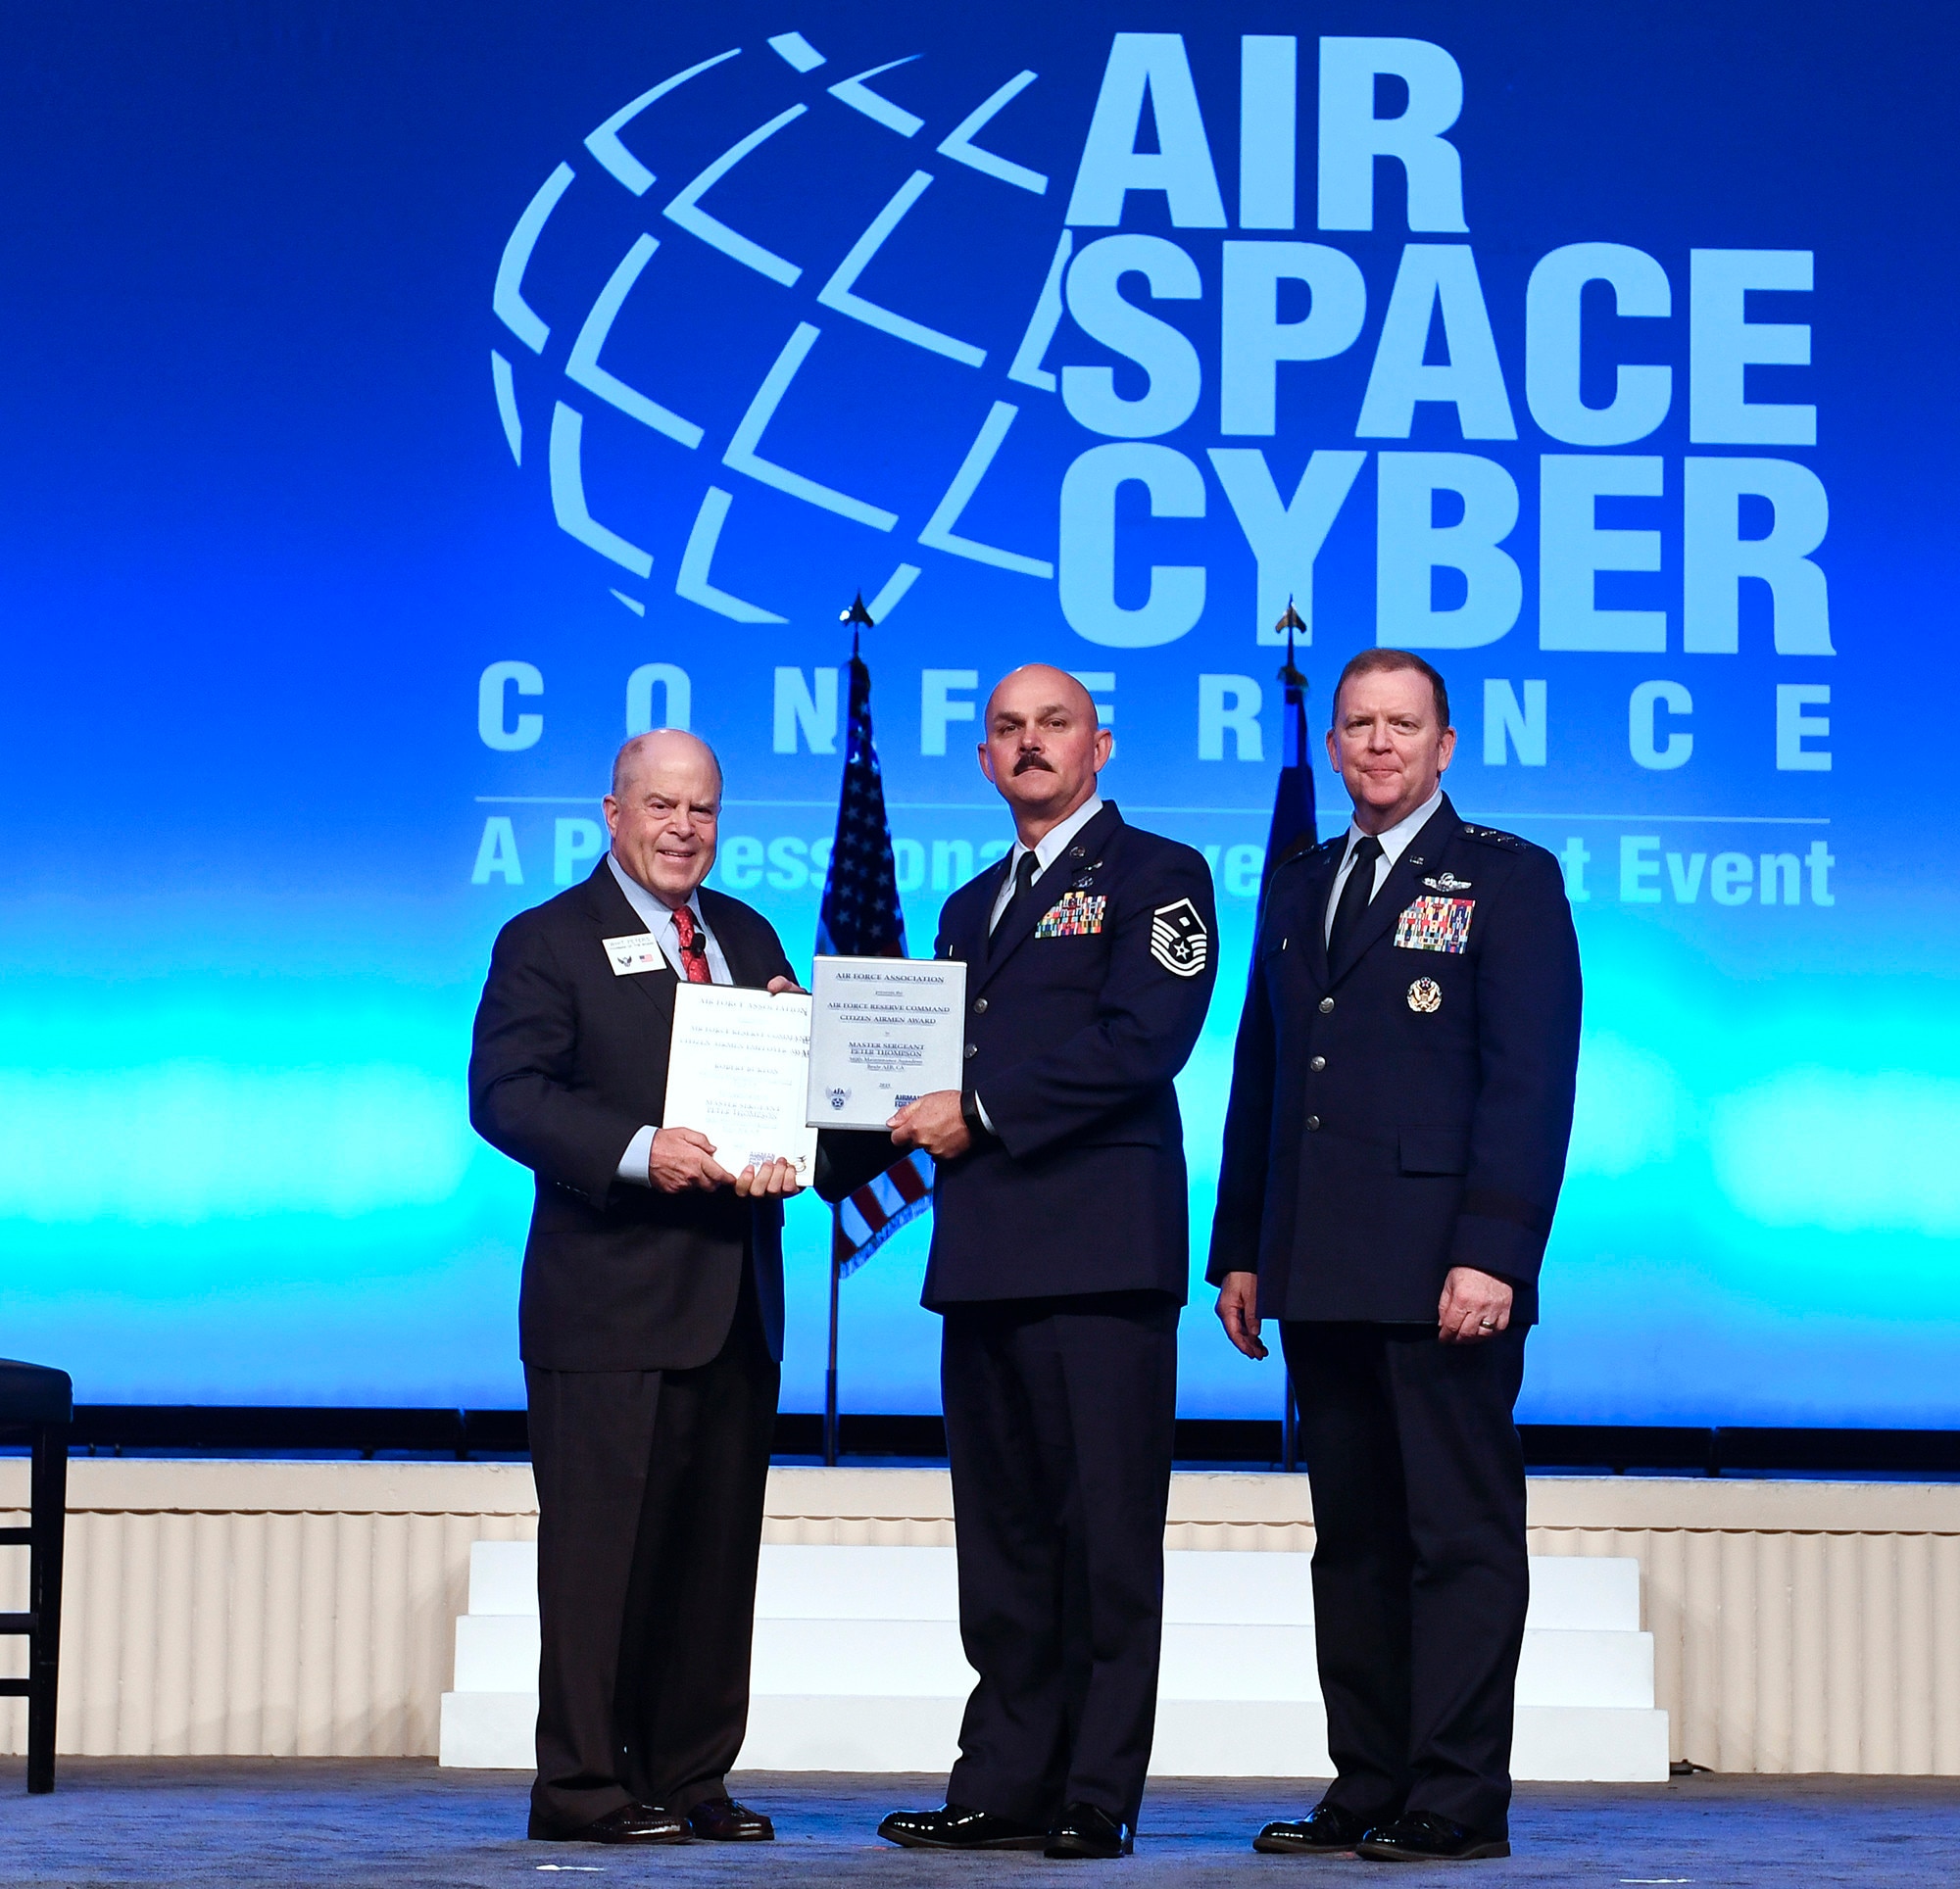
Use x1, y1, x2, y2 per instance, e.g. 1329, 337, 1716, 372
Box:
487, 29, 1065, 630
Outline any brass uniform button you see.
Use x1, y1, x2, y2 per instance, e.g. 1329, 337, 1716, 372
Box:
1309, 1055, 1326, 1072
964, 1043, 978, 1060
1318, 996, 1335, 1014
973, 997, 988, 1014
1305, 1116, 1321, 1132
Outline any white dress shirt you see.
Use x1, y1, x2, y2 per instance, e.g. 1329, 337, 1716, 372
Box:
609, 853, 731, 1187
969, 795, 1105, 1135
1322, 785, 1446, 944
988, 795, 1105, 932
607, 853, 732, 983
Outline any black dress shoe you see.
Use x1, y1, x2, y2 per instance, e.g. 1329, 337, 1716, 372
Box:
1046, 1801, 1126, 1860
1354, 1811, 1509, 1862
1251, 1802, 1372, 1855
686, 1796, 773, 1841
877, 1803, 1050, 1850
527, 1802, 687, 1844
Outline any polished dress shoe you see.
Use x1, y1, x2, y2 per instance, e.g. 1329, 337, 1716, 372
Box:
686, 1796, 773, 1841
527, 1802, 687, 1844
1251, 1802, 1372, 1855
877, 1803, 1050, 1850
1046, 1801, 1126, 1860
1354, 1811, 1509, 1861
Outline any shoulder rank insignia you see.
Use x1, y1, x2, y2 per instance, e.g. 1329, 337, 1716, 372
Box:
1036, 890, 1106, 938
1459, 823, 1525, 852
1150, 897, 1210, 977
1395, 896, 1474, 953
1421, 871, 1472, 893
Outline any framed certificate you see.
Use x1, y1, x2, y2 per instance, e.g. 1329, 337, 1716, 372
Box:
662, 985, 818, 1186
807, 955, 968, 1131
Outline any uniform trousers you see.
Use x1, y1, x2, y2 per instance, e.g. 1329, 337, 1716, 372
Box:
1280, 1321, 1529, 1839
940, 1290, 1179, 1835
524, 1268, 778, 1830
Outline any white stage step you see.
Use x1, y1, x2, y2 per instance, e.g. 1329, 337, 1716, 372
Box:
439, 1540, 1667, 1779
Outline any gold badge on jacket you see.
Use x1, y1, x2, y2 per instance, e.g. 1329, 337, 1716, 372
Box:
1407, 977, 1443, 1013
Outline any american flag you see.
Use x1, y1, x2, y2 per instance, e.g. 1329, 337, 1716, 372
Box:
832, 1142, 933, 1280
816, 645, 906, 960
816, 632, 933, 1274
1261, 601, 1318, 900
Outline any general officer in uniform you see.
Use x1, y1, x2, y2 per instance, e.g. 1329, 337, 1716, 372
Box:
469, 730, 881, 1847
874, 665, 1217, 1861
1209, 651, 1582, 1864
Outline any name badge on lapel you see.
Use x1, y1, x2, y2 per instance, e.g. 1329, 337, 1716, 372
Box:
1394, 896, 1474, 953
602, 932, 668, 976
1036, 890, 1106, 938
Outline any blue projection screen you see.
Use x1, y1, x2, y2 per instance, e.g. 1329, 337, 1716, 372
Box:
3, 2, 1955, 1423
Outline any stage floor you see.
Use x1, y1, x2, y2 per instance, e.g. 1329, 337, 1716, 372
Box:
4, 1764, 1958, 1885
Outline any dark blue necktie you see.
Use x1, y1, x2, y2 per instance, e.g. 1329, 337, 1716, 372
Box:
989, 848, 1042, 955
1326, 836, 1384, 971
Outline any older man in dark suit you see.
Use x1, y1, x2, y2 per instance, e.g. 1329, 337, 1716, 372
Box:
470, 730, 824, 1847
1209, 650, 1583, 1864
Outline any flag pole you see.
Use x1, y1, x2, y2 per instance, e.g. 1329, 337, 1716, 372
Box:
1271, 597, 1309, 1476
824, 1231, 842, 1467
821, 590, 880, 1470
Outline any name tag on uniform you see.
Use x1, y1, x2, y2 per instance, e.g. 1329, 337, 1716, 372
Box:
1036, 891, 1106, 938
602, 932, 669, 976
1395, 896, 1474, 953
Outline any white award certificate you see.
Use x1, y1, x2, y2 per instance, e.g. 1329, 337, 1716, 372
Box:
662, 985, 817, 1186
807, 955, 969, 1131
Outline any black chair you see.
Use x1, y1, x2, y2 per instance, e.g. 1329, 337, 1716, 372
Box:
0, 1361, 71, 1793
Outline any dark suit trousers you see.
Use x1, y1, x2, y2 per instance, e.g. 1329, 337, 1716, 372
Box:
1280, 1322, 1529, 1838
941, 1291, 1179, 1834
525, 1270, 779, 1828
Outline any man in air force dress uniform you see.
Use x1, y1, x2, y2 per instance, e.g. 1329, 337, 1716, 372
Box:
1209, 652, 1582, 1864
873, 666, 1218, 1861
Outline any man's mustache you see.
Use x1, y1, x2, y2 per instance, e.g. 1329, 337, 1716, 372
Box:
1012, 752, 1054, 775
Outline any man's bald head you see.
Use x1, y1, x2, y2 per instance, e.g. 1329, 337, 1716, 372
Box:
603, 730, 723, 907
612, 728, 721, 799
979, 663, 1113, 845
984, 663, 1099, 731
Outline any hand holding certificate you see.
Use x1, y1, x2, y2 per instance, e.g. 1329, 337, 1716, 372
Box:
662, 985, 817, 1187
807, 956, 967, 1130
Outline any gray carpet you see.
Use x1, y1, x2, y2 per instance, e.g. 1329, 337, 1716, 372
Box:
2, 1763, 1957, 1885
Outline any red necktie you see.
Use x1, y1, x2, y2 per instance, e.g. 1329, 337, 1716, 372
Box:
671, 903, 712, 984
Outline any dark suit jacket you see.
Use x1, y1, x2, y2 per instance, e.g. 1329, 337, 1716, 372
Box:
1206, 795, 1582, 1327
922, 801, 1218, 1308
468, 862, 802, 1372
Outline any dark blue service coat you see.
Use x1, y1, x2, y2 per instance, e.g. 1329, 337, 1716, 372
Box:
1207, 796, 1582, 1326
923, 801, 1218, 1309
